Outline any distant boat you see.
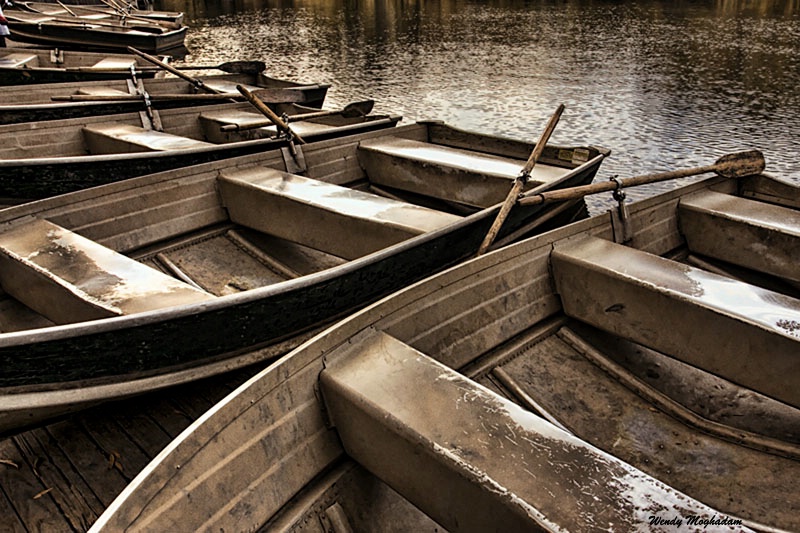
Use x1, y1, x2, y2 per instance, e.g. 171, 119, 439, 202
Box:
0, 69, 329, 124
6, 9, 187, 52
0, 46, 171, 85
0, 120, 608, 435
0, 100, 398, 200
91, 156, 799, 532
16, 1, 184, 27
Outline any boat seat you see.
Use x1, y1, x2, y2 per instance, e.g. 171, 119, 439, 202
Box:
198, 108, 335, 143
679, 190, 800, 283
218, 167, 461, 260
0, 218, 214, 324
357, 137, 568, 208
76, 87, 131, 96
319, 328, 719, 532
90, 58, 138, 70
0, 53, 40, 68
551, 236, 800, 409
83, 123, 214, 154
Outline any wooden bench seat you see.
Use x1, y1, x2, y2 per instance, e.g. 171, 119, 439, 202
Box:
0, 218, 214, 324
199, 109, 335, 143
551, 236, 800, 409
357, 137, 569, 208
679, 190, 800, 283
0, 53, 40, 69
319, 329, 721, 532
218, 168, 461, 260
83, 123, 214, 154
90, 57, 138, 70
76, 86, 131, 97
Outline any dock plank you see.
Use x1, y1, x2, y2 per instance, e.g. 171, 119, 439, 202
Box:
44, 421, 128, 508
0, 436, 68, 532
15, 428, 101, 531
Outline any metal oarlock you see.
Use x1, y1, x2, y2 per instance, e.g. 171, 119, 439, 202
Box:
609, 175, 633, 243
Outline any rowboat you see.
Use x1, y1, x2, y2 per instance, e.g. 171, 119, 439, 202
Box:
6, 9, 187, 52
0, 69, 329, 124
92, 158, 799, 532
0, 101, 400, 201
16, 1, 184, 27
0, 46, 170, 85
0, 120, 608, 436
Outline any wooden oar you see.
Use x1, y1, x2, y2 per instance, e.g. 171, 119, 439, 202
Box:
165, 61, 266, 74
127, 47, 220, 94
219, 100, 374, 132
476, 104, 565, 256
518, 150, 766, 206
236, 84, 306, 144
68, 60, 266, 75
51, 93, 244, 101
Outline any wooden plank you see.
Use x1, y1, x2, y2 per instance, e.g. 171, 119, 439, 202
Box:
15, 427, 102, 530
77, 411, 153, 484
44, 420, 128, 507
0, 436, 68, 532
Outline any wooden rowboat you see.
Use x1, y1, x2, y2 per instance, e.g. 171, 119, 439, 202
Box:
6, 9, 187, 53
0, 71, 329, 124
0, 46, 170, 85
0, 120, 608, 436
93, 163, 799, 531
0, 101, 399, 201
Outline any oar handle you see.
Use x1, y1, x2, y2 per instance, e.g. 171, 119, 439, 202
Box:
127, 47, 219, 94
476, 104, 565, 256
236, 85, 306, 144
520, 104, 565, 178
518, 149, 766, 206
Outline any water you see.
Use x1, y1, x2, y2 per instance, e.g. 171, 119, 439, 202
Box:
162, 0, 800, 208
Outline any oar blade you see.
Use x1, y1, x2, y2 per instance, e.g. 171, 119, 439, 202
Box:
341, 99, 375, 117
715, 150, 766, 178
218, 61, 266, 75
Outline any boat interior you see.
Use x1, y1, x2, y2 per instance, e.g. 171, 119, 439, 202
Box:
0, 102, 394, 159
0, 123, 601, 335
6, 10, 179, 35
115, 172, 800, 532
308, 173, 800, 532
0, 47, 162, 70
0, 73, 324, 107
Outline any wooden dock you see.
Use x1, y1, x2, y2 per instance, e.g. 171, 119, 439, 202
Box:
0, 365, 259, 531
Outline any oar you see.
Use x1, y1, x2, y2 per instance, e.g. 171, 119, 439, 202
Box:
52, 93, 245, 101
236, 84, 306, 144
68, 60, 266, 75
219, 100, 374, 132
476, 104, 565, 256
165, 61, 266, 74
127, 46, 220, 94
517, 150, 766, 206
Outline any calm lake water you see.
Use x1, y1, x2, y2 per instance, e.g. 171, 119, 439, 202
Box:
163, 0, 799, 207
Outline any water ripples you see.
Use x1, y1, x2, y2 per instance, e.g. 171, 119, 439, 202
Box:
176, 0, 800, 210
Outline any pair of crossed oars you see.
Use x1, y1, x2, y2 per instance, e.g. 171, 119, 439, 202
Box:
476, 105, 766, 256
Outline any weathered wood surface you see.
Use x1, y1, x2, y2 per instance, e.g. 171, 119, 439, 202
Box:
0, 366, 255, 532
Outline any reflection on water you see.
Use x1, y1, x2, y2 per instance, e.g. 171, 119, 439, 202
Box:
161, 0, 799, 207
